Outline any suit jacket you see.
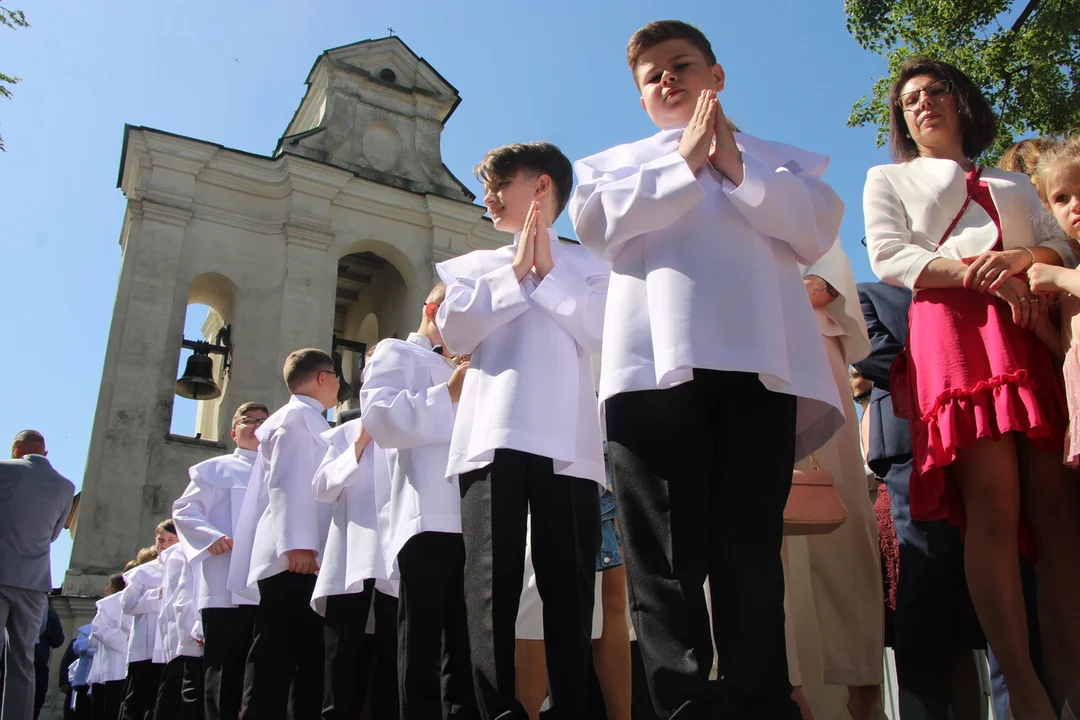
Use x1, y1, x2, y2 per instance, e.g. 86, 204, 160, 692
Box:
853, 282, 913, 476
0, 455, 75, 591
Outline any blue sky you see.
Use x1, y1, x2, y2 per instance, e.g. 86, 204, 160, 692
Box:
0, 0, 894, 587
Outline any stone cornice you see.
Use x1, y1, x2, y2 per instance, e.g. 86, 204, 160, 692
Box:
424, 195, 486, 235
135, 199, 194, 228
284, 222, 335, 251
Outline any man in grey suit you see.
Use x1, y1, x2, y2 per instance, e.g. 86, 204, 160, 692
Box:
0, 430, 75, 720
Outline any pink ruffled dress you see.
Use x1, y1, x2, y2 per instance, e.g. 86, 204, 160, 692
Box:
906, 170, 1067, 556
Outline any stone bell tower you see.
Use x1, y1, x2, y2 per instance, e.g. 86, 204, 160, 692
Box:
58, 37, 506, 611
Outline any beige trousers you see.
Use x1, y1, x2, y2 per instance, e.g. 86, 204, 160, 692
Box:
785, 334, 885, 688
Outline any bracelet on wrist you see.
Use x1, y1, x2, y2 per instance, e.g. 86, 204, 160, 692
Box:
1020, 246, 1037, 268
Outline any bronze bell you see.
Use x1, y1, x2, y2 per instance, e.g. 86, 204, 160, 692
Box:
333, 351, 354, 404
175, 352, 222, 400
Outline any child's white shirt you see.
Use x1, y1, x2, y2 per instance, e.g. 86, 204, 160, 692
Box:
436, 230, 610, 484
570, 129, 846, 458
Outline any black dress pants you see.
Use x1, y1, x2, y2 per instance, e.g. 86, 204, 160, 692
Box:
396, 532, 476, 720
120, 660, 165, 720
201, 606, 255, 720
91, 680, 125, 720
154, 656, 204, 720
241, 572, 323, 720
322, 581, 398, 720
459, 451, 601, 720
606, 370, 800, 720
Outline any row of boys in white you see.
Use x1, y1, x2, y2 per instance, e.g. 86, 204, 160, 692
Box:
76, 544, 201, 699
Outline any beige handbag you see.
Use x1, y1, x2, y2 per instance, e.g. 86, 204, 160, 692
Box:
783, 454, 849, 536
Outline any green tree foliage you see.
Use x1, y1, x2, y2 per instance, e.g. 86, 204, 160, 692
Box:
845, 0, 1080, 161
1, 2, 29, 152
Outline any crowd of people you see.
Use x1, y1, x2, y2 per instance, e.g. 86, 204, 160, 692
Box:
4, 16, 1080, 720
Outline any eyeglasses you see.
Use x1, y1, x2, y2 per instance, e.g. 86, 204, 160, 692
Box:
897, 79, 952, 111
236, 416, 266, 428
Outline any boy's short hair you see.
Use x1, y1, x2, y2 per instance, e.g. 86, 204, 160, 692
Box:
627, 21, 717, 71
425, 282, 446, 306
156, 519, 176, 536
107, 573, 127, 593
474, 142, 575, 219
231, 401, 269, 429
283, 349, 335, 391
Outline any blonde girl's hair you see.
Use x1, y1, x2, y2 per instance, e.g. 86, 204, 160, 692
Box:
1033, 134, 1080, 205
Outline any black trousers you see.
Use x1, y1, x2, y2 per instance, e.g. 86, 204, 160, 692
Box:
606, 370, 800, 720
155, 656, 204, 720
91, 680, 125, 720
120, 660, 165, 720
460, 451, 601, 720
201, 606, 256, 720
74, 686, 93, 720
241, 572, 323, 720
33, 657, 48, 720
322, 581, 398, 720
396, 532, 476, 720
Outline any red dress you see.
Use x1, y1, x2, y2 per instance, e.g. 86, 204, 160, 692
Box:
904, 170, 1067, 556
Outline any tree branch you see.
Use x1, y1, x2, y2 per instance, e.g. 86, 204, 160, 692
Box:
1010, 0, 1041, 33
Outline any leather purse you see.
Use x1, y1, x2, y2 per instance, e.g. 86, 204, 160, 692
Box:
783, 453, 849, 536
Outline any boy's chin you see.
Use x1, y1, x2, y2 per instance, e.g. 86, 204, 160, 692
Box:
492, 217, 524, 234
646, 105, 694, 129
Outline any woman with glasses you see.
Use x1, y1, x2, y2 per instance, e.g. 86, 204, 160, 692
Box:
863, 57, 1080, 720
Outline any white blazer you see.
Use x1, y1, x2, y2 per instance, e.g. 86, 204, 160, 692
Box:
174, 448, 258, 609
89, 592, 130, 683
158, 545, 203, 661
864, 157, 1073, 289
228, 395, 333, 598
311, 421, 397, 615
360, 334, 466, 563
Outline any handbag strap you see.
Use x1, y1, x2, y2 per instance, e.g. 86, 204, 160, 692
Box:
935, 166, 983, 249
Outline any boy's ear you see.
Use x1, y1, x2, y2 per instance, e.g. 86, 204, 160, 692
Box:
533, 174, 552, 199
712, 64, 726, 92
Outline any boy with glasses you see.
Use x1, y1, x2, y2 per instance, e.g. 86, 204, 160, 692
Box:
172, 401, 268, 720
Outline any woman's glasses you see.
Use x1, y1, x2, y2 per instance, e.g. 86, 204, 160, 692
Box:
897, 79, 953, 111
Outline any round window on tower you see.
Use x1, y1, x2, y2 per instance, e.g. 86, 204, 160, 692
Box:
379, 68, 397, 83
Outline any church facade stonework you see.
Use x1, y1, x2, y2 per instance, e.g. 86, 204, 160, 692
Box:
62, 37, 506, 607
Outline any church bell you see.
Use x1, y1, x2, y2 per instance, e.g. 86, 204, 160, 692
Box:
175, 351, 222, 400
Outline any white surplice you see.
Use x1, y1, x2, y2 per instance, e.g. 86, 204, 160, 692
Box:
570, 129, 846, 458
158, 544, 203, 661
359, 333, 465, 564
228, 395, 333, 599
311, 420, 397, 616
174, 448, 258, 610
121, 558, 163, 666
89, 591, 131, 683
435, 230, 610, 484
